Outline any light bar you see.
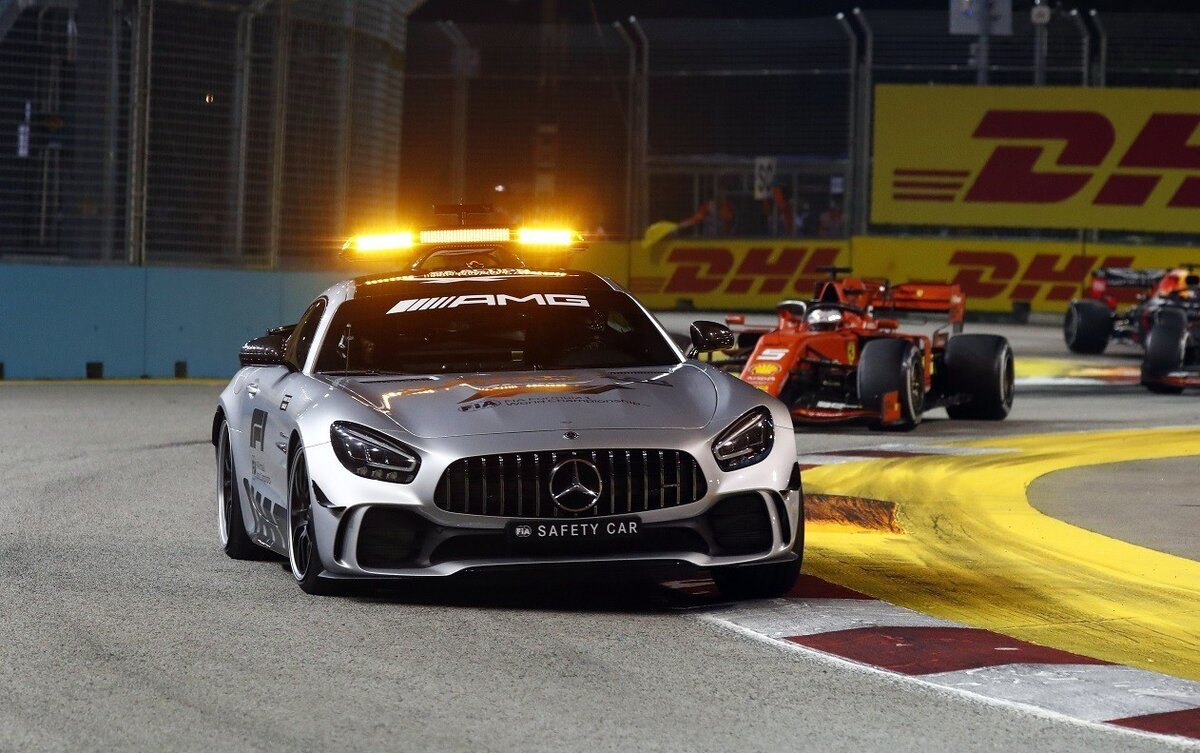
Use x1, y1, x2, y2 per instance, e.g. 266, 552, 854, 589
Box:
418, 227, 511, 244
344, 232, 414, 253
516, 227, 577, 246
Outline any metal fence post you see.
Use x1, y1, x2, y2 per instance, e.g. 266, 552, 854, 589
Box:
852, 8, 872, 237
613, 21, 635, 242
976, 0, 991, 85
629, 17, 648, 238
229, 10, 253, 261
101, 0, 122, 261
1089, 10, 1107, 87
438, 21, 470, 202
836, 12, 857, 242
333, 0, 356, 240
1068, 10, 1090, 87
266, 0, 291, 270
125, 0, 153, 265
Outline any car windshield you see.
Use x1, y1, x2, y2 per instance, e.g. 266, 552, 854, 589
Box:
314, 287, 680, 374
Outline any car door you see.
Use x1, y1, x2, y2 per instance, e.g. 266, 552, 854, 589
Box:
242, 299, 326, 550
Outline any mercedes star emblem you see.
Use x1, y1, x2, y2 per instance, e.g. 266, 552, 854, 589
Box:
548, 458, 603, 513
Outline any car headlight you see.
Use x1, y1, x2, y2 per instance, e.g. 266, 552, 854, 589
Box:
330, 422, 420, 483
712, 407, 775, 471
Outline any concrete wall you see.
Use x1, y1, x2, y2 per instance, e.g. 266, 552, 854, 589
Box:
0, 264, 343, 379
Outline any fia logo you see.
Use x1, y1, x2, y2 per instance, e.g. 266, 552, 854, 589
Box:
250, 409, 268, 451
514, 525, 533, 538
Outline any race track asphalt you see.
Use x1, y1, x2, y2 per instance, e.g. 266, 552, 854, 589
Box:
0, 323, 1196, 753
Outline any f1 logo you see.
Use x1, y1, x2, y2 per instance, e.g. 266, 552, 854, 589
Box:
250, 409, 268, 452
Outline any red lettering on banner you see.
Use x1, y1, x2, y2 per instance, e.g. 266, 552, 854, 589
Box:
964, 111, 1114, 204
947, 251, 1020, 298
726, 248, 808, 294
663, 247, 734, 293
1094, 174, 1161, 206
1117, 114, 1200, 208
1010, 254, 1097, 301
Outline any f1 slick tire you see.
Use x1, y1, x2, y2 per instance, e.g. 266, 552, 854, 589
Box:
216, 419, 271, 560
944, 335, 1015, 420
858, 338, 924, 431
711, 556, 801, 601
1063, 299, 1113, 354
1141, 309, 1188, 395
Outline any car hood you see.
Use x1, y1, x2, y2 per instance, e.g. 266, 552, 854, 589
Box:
333, 364, 717, 439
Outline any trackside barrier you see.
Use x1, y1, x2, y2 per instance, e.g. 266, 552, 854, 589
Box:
0, 265, 343, 379
3, 237, 1198, 378
584, 236, 1200, 315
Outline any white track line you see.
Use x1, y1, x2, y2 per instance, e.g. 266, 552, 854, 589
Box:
697, 612, 1200, 749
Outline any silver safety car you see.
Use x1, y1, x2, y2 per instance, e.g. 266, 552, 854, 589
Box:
213, 262, 803, 598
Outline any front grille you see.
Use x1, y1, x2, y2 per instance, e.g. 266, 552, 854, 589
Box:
433, 449, 707, 518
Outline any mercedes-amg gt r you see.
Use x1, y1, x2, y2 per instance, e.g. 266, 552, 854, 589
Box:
213, 264, 802, 598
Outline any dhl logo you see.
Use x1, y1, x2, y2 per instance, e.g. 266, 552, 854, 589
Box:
891, 111, 1200, 208
872, 85, 1200, 233
630, 245, 844, 297
945, 250, 1134, 302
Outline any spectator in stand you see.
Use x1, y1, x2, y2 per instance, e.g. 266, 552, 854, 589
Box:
819, 200, 845, 238
793, 200, 815, 237
677, 196, 735, 237
764, 186, 794, 237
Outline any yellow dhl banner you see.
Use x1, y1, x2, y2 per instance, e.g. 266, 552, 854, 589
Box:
872, 84, 1200, 233
837, 237, 1200, 314
623, 239, 850, 310
586, 236, 1200, 314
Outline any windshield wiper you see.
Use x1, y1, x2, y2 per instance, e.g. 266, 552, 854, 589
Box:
321, 369, 410, 377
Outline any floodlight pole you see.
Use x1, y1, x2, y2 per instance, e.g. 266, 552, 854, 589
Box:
836, 12, 857, 242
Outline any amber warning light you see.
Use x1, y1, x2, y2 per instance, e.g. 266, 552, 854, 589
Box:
342, 227, 581, 257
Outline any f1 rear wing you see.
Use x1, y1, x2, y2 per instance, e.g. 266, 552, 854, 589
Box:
1092, 267, 1166, 290
876, 283, 965, 328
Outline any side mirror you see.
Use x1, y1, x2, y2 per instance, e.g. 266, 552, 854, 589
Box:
240, 333, 290, 368
689, 320, 735, 354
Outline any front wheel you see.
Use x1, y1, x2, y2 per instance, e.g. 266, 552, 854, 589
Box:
711, 557, 801, 601
288, 448, 336, 595
1141, 310, 1188, 394
944, 335, 1015, 420
858, 338, 924, 431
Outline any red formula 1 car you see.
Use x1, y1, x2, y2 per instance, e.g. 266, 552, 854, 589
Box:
1063, 265, 1200, 393
724, 267, 1014, 429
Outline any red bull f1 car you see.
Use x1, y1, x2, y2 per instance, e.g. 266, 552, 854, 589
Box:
1064, 266, 1200, 393
724, 268, 1014, 429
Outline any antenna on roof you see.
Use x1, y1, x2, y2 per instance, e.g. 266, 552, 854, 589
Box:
432, 203, 493, 226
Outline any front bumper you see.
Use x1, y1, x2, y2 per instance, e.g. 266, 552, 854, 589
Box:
311, 487, 801, 579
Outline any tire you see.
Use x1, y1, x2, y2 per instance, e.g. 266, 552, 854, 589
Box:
711, 557, 801, 601
216, 420, 269, 560
857, 338, 924, 430
287, 447, 337, 595
1141, 309, 1187, 394
944, 334, 1015, 420
1063, 300, 1113, 354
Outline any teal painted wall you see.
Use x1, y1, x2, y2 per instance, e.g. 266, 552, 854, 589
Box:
0, 264, 343, 379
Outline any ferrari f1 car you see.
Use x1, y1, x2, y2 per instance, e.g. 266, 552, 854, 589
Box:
1063, 265, 1200, 393
214, 222, 802, 598
726, 267, 1014, 429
